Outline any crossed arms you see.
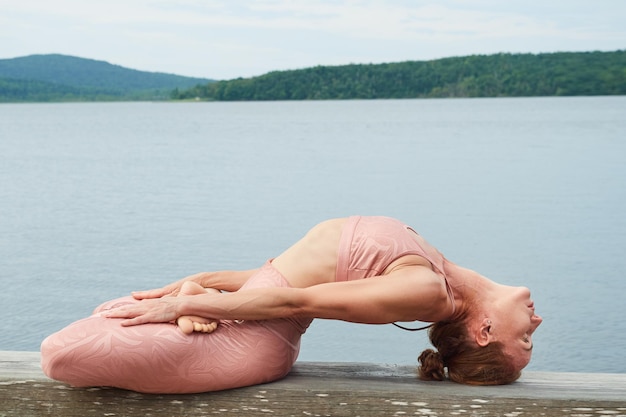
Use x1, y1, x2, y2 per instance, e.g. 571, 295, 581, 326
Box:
106, 266, 452, 327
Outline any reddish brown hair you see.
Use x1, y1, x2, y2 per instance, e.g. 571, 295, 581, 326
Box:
418, 319, 521, 385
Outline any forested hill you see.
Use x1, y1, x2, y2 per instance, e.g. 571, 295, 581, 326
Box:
2, 51, 624, 102
0, 54, 212, 102
175, 50, 625, 101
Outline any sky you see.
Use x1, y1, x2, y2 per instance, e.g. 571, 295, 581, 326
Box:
1, 0, 625, 80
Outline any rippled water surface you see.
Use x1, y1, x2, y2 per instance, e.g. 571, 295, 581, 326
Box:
1, 97, 624, 373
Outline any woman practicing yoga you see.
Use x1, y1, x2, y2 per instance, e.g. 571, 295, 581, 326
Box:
41, 216, 542, 393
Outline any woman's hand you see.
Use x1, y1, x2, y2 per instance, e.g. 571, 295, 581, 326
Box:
104, 297, 183, 327
132, 269, 257, 299
131, 273, 207, 300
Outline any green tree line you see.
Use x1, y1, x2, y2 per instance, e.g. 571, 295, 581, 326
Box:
173, 51, 626, 101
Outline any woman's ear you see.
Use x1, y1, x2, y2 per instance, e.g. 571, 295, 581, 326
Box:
475, 318, 493, 347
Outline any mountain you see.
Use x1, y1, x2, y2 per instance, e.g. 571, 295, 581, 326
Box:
0, 54, 213, 102
3, 51, 624, 102
174, 50, 626, 101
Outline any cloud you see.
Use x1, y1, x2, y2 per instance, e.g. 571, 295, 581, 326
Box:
3, 0, 610, 40
1, 0, 624, 78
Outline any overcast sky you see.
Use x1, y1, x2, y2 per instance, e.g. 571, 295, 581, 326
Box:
2, 0, 625, 80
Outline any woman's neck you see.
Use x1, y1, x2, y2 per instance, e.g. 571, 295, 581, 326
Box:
443, 260, 497, 320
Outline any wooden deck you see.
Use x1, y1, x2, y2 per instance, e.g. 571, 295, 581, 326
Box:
2, 351, 625, 416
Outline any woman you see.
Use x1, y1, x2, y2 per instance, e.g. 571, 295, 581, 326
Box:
41, 216, 542, 393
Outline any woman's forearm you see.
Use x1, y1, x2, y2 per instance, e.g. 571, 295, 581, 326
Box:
131, 268, 261, 301
180, 286, 302, 321
107, 285, 302, 327
196, 269, 259, 292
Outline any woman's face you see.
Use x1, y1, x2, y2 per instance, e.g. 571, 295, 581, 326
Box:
492, 286, 543, 371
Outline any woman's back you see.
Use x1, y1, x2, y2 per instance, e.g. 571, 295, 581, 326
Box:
271, 218, 347, 287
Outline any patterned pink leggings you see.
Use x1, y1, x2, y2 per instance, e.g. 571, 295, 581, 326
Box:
40, 262, 312, 393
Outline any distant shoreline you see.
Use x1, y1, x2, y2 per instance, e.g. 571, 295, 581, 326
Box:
2, 50, 624, 103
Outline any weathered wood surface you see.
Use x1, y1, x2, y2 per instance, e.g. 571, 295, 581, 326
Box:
2, 351, 625, 416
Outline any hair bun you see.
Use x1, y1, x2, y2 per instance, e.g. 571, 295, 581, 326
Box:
418, 349, 446, 381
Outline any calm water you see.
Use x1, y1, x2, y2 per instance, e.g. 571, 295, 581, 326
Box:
1, 97, 625, 373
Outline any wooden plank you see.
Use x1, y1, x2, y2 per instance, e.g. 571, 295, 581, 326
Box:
0, 351, 41, 379
2, 351, 625, 417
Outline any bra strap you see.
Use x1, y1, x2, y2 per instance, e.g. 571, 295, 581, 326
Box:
392, 322, 432, 332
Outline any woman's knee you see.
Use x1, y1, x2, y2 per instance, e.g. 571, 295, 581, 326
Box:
40, 333, 68, 382
91, 296, 138, 314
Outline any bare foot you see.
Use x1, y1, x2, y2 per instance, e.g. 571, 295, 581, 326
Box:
176, 281, 220, 335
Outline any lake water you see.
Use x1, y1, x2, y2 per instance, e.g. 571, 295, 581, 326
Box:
1, 97, 625, 374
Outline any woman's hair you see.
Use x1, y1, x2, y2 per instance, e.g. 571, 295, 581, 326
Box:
417, 317, 521, 385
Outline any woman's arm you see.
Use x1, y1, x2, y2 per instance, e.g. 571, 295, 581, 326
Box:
107, 267, 452, 326
295, 269, 452, 324
132, 269, 259, 300
106, 287, 296, 326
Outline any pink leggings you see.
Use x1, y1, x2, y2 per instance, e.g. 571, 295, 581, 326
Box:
40, 262, 312, 394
